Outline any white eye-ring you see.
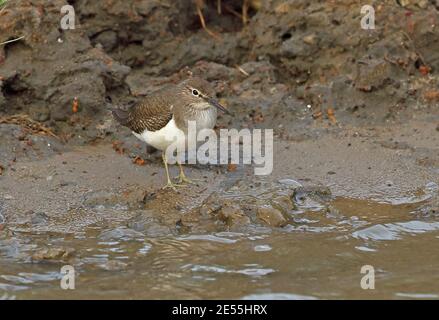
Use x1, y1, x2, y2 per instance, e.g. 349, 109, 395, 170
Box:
192, 89, 199, 96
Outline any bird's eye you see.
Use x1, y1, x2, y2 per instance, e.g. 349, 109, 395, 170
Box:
192, 89, 199, 96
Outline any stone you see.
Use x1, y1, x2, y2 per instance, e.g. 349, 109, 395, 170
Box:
31, 247, 75, 261
93, 30, 118, 52
30, 212, 49, 225
257, 206, 287, 227
271, 195, 295, 212
355, 59, 391, 92
29, 105, 50, 122
218, 205, 251, 227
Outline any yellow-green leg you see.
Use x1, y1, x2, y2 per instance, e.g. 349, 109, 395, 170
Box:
176, 162, 200, 185
162, 153, 183, 190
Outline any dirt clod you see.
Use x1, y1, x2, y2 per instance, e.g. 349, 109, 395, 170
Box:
31, 247, 75, 262
257, 206, 288, 227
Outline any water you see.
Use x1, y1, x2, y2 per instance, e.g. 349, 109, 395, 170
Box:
1, 185, 438, 299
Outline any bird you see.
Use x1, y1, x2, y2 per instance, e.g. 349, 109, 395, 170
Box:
112, 77, 230, 190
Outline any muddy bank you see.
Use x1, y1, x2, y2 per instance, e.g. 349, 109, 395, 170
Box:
0, 116, 438, 298
1, 0, 439, 146
1, 0, 439, 299
1, 116, 438, 236
1, 0, 439, 178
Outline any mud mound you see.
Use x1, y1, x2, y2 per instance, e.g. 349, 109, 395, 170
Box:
245, 0, 439, 122
0, 0, 129, 130
1, 0, 439, 146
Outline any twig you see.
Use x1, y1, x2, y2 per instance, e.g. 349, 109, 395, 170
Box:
217, 0, 221, 14
196, 1, 221, 40
242, 0, 249, 24
235, 64, 249, 76
0, 36, 25, 46
0, 114, 58, 139
224, 2, 249, 25
0, 0, 9, 15
224, 4, 242, 20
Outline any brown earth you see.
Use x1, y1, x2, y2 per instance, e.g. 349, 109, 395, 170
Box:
0, 0, 439, 299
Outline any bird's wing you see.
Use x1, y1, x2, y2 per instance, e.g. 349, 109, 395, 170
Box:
112, 94, 173, 134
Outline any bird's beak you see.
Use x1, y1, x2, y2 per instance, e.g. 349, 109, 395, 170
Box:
208, 98, 233, 115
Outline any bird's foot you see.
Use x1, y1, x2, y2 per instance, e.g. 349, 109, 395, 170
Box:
162, 181, 185, 191
175, 174, 201, 185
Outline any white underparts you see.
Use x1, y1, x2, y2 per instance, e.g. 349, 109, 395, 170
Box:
132, 108, 216, 152
133, 118, 185, 151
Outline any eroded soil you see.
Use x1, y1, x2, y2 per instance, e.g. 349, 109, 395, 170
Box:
1, 114, 438, 299
0, 0, 439, 299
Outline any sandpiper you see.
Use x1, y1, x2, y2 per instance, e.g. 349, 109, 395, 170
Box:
112, 77, 230, 190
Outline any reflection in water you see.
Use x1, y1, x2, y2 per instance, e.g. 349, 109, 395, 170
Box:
182, 264, 275, 277
254, 245, 272, 252
353, 221, 439, 241
1, 188, 439, 299
395, 293, 439, 299
177, 234, 238, 244
242, 293, 317, 300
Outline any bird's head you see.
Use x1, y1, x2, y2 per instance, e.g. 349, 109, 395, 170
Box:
177, 77, 231, 115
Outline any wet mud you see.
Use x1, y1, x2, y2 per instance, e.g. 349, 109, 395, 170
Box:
1, 0, 439, 299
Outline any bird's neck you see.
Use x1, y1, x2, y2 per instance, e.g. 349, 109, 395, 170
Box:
174, 104, 217, 132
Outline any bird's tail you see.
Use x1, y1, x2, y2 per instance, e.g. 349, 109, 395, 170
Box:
111, 107, 130, 126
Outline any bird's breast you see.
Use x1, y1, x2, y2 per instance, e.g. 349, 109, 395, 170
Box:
195, 108, 217, 130
178, 106, 217, 131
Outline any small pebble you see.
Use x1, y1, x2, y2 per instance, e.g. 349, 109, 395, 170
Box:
254, 245, 272, 252
257, 206, 287, 227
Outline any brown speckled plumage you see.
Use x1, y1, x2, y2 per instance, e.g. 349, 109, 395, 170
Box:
112, 77, 220, 134
112, 87, 174, 133
111, 76, 230, 189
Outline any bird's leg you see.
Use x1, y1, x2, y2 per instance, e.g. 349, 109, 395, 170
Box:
162, 152, 183, 190
176, 162, 200, 185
